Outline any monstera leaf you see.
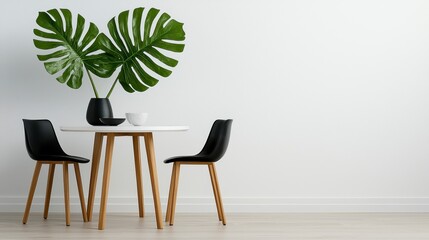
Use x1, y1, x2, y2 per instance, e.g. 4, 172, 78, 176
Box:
97, 7, 186, 93
33, 9, 115, 91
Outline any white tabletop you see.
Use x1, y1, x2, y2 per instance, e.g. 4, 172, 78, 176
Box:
60, 125, 189, 133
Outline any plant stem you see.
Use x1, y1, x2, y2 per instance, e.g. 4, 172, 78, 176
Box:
106, 77, 119, 98
86, 68, 99, 98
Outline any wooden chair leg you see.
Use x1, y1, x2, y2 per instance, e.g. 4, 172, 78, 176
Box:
63, 162, 70, 226
74, 163, 88, 222
209, 164, 226, 225
208, 163, 222, 222
169, 163, 181, 226
23, 162, 43, 224
165, 163, 176, 222
43, 164, 55, 219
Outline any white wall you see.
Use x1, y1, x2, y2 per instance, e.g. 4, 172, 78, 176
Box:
1, 0, 429, 213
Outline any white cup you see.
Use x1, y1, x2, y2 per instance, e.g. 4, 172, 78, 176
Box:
126, 113, 148, 126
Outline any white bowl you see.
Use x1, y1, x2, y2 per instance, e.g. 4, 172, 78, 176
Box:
126, 113, 148, 126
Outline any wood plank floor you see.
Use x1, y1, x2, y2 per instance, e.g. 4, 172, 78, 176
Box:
1, 212, 429, 239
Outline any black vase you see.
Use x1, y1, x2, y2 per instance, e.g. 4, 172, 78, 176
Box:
86, 98, 113, 125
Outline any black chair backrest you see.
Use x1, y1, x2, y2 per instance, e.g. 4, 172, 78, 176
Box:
23, 119, 66, 160
198, 119, 233, 162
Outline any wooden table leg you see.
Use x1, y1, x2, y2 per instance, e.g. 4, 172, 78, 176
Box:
87, 133, 103, 221
133, 136, 145, 218
143, 133, 163, 229
98, 134, 115, 230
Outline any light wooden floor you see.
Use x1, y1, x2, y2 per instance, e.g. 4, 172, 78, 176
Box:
2, 212, 429, 239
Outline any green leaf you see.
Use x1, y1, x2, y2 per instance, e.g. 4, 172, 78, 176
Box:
33, 40, 64, 50
33, 8, 113, 91
99, 7, 186, 93
56, 61, 74, 83
44, 57, 72, 75
37, 49, 69, 61
145, 47, 178, 67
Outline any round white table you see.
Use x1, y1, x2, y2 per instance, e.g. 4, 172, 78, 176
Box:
61, 125, 189, 230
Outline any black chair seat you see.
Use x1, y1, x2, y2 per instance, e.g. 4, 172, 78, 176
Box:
164, 154, 215, 164
35, 154, 90, 163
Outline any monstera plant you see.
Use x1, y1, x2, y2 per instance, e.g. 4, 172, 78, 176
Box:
33, 7, 186, 125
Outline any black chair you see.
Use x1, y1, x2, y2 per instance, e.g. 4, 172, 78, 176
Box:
22, 119, 89, 226
164, 119, 233, 226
